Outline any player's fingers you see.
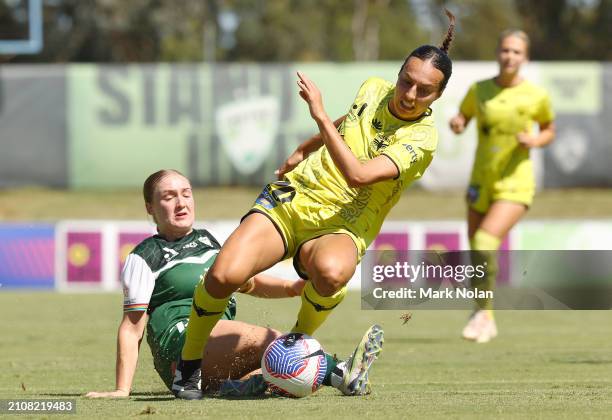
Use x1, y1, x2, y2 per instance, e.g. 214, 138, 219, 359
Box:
298, 71, 314, 88
297, 71, 309, 85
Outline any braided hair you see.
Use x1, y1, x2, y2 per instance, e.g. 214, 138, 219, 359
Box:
399, 9, 456, 92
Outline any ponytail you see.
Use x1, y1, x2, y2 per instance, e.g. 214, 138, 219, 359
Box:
439, 9, 456, 54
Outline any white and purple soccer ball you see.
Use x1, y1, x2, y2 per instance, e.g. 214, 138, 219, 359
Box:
261, 333, 327, 398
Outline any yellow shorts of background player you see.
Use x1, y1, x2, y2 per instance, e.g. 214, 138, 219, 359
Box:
244, 181, 366, 279
467, 174, 534, 213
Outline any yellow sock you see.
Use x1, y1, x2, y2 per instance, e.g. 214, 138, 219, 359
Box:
469, 229, 501, 312
291, 282, 347, 335
181, 276, 230, 361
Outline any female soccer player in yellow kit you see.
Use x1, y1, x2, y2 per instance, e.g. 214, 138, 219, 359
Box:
449, 30, 556, 343
174, 12, 457, 399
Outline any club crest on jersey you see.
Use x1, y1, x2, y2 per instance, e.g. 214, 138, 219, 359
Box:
215, 96, 280, 175
197, 236, 213, 247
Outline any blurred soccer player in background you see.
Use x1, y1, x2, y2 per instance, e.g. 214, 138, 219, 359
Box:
449, 30, 556, 343
174, 11, 455, 399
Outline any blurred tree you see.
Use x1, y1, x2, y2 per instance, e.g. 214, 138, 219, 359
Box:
430, 0, 522, 59
228, 0, 423, 62
3, 0, 609, 62
515, 0, 612, 60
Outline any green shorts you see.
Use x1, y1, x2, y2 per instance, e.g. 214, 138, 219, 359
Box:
147, 296, 237, 391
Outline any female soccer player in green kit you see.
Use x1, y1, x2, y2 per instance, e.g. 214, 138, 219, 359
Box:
85, 170, 383, 398
175, 13, 457, 400
449, 30, 556, 343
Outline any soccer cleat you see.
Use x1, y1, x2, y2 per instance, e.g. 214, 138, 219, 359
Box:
462, 310, 498, 343
172, 358, 203, 400
335, 324, 384, 396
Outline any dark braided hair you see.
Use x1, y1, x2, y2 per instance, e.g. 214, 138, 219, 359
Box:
399, 9, 456, 92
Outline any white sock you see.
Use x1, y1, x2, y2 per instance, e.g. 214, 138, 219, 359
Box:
330, 361, 346, 388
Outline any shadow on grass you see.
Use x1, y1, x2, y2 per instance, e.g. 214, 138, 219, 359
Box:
41, 391, 172, 397
388, 337, 454, 344
551, 358, 612, 365
133, 394, 279, 402
132, 396, 175, 402
40, 392, 87, 397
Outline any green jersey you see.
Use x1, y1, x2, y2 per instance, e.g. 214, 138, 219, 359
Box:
121, 228, 236, 389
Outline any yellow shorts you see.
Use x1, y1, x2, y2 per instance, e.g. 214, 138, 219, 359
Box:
467, 176, 534, 213
244, 181, 366, 278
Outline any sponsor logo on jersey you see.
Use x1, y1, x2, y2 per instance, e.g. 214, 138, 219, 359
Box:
372, 118, 383, 130
183, 241, 198, 249
402, 143, 419, 164
162, 247, 179, 261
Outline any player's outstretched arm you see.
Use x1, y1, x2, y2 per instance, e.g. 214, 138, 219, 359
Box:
275, 115, 346, 180
85, 311, 147, 398
296, 71, 398, 187
238, 274, 306, 298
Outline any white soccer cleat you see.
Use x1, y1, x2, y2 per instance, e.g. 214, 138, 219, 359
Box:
462, 310, 497, 343
333, 324, 384, 396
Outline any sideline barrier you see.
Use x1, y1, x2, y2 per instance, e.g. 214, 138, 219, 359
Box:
1, 220, 612, 291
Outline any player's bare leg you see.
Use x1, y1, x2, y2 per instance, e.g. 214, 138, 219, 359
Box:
174, 213, 285, 399
291, 233, 358, 335
464, 201, 527, 342
199, 320, 282, 392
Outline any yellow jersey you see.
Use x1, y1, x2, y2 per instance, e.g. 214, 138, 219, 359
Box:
460, 78, 554, 183
285, 77, 438, 247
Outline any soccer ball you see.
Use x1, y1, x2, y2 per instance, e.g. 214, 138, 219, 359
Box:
261, 332, 327, 398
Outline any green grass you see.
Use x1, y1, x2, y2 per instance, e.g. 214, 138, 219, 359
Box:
2, 187, 612, 221
1, 292, 611, 419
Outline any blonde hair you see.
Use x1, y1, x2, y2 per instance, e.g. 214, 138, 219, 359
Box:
498, 29, 530, 56
142, 169, 187, 204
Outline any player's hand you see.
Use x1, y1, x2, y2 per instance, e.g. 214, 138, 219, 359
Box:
84, 389, 129, 398
296, 71, 326, 121
449, 115, 466, 134
516, 132, 538, 148
275, 149, 305, 180
286, 279, 306, 297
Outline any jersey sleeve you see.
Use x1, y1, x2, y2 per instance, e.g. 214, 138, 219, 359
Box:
122, 253, 155, 312
534, 90, 555, 124
382, 127, 434, 181
459, 83, 478, 119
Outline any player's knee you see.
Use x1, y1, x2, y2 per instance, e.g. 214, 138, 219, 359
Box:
311, 259, 352, 295
207, 263, 244, 290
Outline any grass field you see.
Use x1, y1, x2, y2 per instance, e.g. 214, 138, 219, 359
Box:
2, 187, 612, 221
1, 292, 611, 419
